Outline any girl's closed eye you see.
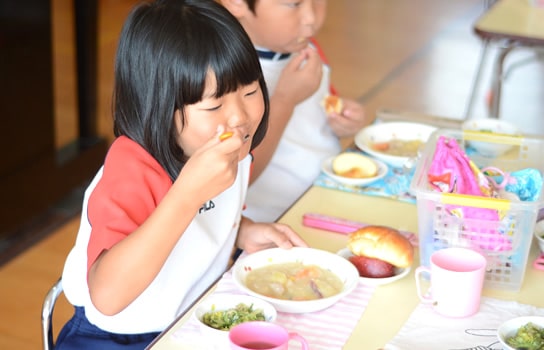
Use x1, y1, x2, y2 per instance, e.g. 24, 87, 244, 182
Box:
283, 1, 302, 9
244, 81, 261, 97
203, 104, 221, 111
197, 96, 222, 111
245, 88, 258, 97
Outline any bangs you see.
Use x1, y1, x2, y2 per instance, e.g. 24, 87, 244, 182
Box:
174, 11, 263, 104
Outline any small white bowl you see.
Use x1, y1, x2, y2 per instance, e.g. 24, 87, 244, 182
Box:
321, 155, 389, 187
462, 118, 521, 157
193, 293, 277, 349
354, 122, 437, 168
232, 247, 359, 313
497, 316, 544, 350
535, 220, 544, 253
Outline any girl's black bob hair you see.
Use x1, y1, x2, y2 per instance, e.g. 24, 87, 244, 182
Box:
113, 0, 269, 181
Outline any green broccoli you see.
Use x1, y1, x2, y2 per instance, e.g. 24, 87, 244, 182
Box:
506, 322, 544, 350
202, 303, 266, 331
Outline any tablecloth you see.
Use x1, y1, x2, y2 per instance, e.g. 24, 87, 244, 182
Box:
171, 270, 376, 350
384, 297, 544, 350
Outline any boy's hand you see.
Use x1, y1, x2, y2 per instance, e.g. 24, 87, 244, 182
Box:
326, 98, 371, 138
274, 46, 323, 106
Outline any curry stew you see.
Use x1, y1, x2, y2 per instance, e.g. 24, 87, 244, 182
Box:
244, 262, 344, 301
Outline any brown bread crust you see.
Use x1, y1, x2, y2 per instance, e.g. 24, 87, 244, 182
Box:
347, 226, 414, 268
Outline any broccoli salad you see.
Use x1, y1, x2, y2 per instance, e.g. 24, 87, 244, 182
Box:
202, 303, 266, 330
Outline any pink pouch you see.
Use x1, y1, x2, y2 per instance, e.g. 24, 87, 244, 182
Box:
427, 136, 510, 251
427, 137, 488, 195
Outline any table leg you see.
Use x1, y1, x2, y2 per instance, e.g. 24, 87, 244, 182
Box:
490, 43, 516, 119
464, 39, 491, 119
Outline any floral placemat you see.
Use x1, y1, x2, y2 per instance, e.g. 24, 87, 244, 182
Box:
314, 149, 416, 204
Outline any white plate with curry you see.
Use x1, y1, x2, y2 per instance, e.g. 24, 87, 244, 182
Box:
354, 122, 437, 168
232, 247, 359, 313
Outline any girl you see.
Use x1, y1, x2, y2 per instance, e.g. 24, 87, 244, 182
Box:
55, 0, 307, 348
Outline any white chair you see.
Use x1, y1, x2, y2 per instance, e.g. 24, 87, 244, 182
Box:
465, 0, 544, 119
41, 278, 63, 350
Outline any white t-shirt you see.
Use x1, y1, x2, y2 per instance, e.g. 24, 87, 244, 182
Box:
244, 49, 341, 222
62, 136, 250, 334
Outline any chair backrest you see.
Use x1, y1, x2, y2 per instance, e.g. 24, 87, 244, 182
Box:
41, 278, 63, 350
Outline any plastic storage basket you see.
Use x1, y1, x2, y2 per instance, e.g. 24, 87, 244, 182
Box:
410, 129, 544, 291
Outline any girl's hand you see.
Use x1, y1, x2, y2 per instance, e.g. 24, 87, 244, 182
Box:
326, 98, 372, 138
174, 128, 244, 204
237, 217, 309, 254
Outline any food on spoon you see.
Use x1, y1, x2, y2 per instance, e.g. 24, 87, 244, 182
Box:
322, 94, 343, 114
347, 225, 414, 278
219, 131, 233, 141
332, 152, 378, 178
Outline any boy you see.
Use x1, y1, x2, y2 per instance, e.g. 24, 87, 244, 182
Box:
221, 0, 371, 222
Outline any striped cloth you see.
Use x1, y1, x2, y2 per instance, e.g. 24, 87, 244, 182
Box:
172, 270, 376, 349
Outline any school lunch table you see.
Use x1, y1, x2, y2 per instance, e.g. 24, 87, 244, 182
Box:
147, 185, 544, 349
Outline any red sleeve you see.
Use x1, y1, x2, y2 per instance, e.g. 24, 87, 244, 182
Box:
310, 38, 337, 96
86, 136, 172, 272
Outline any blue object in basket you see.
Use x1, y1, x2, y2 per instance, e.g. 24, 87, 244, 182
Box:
485, 167, 543, 202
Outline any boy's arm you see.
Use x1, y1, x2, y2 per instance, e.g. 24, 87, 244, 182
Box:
250, 47, 323, 183
310, 39, 371, 138
250, 90, 296, 182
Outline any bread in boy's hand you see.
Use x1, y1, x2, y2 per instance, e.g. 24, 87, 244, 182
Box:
322, 94, 343, 114
332, 152, 378, 178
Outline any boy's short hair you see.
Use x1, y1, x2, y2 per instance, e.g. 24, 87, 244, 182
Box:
113, 0, 269, 180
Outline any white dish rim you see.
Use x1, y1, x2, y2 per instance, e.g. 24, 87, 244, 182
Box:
354, 122, 437, 167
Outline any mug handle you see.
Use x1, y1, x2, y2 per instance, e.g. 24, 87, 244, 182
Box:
415, 266, 433, 303
288, 332, 309, 350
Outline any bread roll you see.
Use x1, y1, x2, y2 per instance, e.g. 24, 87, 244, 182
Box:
332, 152, 378, 178
322, 94, 343, 114
347, 226, 414, 268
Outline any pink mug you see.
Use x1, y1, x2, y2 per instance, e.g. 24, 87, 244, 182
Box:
228, 321, 309, 350
415, 247, 487, 318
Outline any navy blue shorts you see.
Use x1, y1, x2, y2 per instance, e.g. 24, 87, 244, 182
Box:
55, 307, 160, 350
